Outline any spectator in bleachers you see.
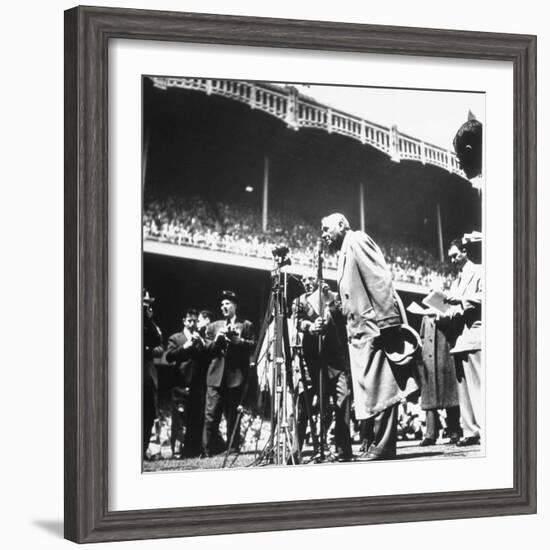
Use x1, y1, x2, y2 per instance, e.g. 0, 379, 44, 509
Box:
143, 194, 455, 289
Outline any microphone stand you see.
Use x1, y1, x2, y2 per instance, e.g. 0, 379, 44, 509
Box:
317, 239, 327, 462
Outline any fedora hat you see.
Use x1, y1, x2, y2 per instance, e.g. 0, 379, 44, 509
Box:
221, 289, 238, 304
383, 324, 421, 367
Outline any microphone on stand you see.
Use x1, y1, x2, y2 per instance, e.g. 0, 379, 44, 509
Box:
316, 240, 327, 460
316, 238, 325, 314
316, 237, 324, 263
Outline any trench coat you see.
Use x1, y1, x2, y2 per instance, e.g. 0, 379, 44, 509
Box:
337, 230, 418, 420
418, 315, 459, 410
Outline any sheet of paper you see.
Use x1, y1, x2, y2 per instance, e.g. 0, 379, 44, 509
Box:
406, 301, 437, 316
422, 290, 450, 315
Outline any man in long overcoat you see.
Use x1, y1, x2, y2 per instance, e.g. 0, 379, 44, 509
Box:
321, 213, 418, 460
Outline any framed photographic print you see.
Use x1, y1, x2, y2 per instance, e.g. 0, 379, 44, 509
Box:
64, 5, 536, 543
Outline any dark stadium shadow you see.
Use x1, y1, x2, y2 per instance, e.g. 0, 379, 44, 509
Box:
32, 519, 64, 538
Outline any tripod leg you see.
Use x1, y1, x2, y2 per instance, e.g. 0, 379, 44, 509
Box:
318, 349, 326, 460
222, 294, 275, 469
223, 403, 243, 467
296, 354, 320, 454
281, 297, 312, 464
251, 294, 274, 368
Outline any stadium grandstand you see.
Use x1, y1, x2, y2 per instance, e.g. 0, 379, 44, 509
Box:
143, 195, 455, 289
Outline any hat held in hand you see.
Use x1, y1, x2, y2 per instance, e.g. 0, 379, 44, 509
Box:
382, 324, 421, 366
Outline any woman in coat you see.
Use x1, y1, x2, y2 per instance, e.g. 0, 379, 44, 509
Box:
417, 313, 461, 445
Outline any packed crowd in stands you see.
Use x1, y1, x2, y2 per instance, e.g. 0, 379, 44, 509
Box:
143, 195, 455, 289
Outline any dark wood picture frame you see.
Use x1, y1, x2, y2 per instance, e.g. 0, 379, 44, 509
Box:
64, 5, 537, 543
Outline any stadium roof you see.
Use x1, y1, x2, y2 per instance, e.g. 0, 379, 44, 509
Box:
150, 76, 485, 186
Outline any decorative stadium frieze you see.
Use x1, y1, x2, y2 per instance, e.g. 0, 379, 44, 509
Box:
150, 76, 467, 180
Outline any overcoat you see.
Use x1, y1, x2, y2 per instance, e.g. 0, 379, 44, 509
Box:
417, 315, 459, 410
294, 291, 350, 382
205, 318, 255, 388
337, 230, 418, 419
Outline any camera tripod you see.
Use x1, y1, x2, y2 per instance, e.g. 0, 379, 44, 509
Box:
223, 247, 338, 467
222, 253, 319, 467
250, 261, 304, 465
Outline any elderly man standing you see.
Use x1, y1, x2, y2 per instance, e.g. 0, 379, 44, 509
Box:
321, 213, 418, 460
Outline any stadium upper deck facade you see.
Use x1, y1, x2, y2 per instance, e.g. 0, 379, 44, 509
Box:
150, 76, 468, 181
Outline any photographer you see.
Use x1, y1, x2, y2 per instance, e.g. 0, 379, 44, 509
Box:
202, 291, 255, 457
165, 308, 207, 458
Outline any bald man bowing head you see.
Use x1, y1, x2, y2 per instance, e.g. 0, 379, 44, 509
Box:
321, 213, 418, 460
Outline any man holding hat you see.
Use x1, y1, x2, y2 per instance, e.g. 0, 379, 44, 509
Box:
321, 213, 419, 460
202, 290, 255, 456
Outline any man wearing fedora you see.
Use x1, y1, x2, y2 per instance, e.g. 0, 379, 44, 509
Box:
202, 290, 255, 457
321, 213, 419, 460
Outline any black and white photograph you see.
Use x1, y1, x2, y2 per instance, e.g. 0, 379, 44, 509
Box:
2, 0, 543, 546
141, 76, 484, 472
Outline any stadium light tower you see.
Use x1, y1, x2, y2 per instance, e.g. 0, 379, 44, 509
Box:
359, 182, 365, 232
436, 203, 444, 262
262, 156, 269, 232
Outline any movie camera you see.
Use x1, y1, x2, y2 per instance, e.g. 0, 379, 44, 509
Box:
271, 244, 291, 268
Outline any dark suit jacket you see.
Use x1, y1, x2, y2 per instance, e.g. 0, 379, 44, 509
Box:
165, 330, 206, 387
205, 318, 255, 388
143, 317, 163, 389
294, 292, 349, 379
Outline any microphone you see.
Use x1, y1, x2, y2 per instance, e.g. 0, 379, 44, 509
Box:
316, 238, 324, 277
317, 237, 324, 256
